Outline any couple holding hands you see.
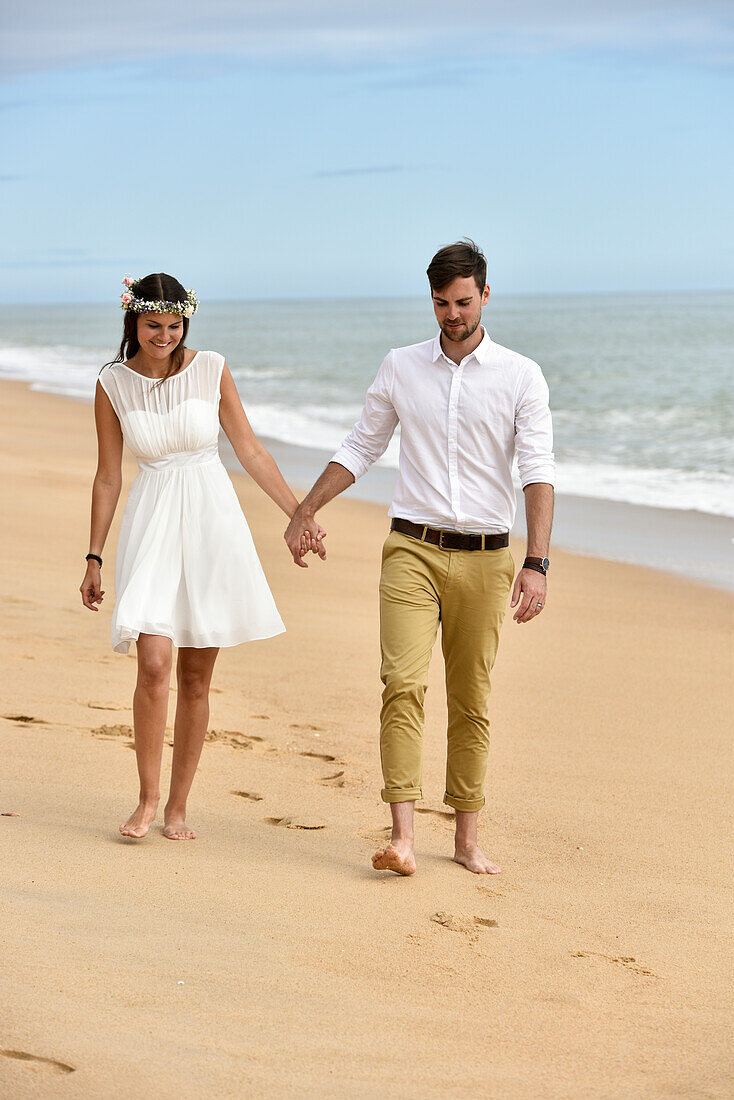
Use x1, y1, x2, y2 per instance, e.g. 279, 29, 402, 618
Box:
81, 240, 554, 875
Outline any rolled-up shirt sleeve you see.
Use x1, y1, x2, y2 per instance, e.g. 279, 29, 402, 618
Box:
514, 362, 556, 488
331, 352, 399, 480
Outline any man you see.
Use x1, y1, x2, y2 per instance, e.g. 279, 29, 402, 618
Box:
285, 240, 554, 876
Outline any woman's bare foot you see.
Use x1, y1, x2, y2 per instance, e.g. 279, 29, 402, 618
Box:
162, 818, 196, 840
372, 839, 416, 876
453, 842, 501, 874
119, 799, 159, 839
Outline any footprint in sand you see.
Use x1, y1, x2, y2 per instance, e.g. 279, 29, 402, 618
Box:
83, 701, 128, 712
476, 884, 506, 898
289, 723, 323, 731
299, 751, 337, 762
205, 729, 263, 749
266, 817, 326, 831
319, 770, 345, 787
571, 951, 659, 979
249, 714, 271, 720
358, 825, 392, 845
0, 1050, 74, 1074
3, 714, 47, 725
231, 790, 263, 802
415, 807, 453, 821
91, 723, 133, 740
431, 911, 498, 939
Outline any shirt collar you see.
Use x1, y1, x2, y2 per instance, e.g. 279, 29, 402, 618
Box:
432, 327, 493, 366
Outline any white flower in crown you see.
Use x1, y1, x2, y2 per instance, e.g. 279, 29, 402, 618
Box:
119, 275, 199, 316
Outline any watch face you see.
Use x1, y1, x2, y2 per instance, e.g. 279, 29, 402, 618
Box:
542, 558, 550, 571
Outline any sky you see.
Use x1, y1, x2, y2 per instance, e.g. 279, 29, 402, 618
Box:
1, 0, 733, 302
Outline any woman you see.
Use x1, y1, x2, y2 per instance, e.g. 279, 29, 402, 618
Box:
80, 273, 321, 840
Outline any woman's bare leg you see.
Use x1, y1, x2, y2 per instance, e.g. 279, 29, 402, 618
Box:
120, 634, 173, 838
163, 646, 219, 840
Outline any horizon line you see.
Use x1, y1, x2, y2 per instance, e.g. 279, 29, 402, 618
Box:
1, 286, 733, 309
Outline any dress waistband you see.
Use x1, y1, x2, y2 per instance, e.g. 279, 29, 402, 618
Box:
138, 447, 220, 472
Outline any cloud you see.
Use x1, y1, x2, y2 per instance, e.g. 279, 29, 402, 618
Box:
2, 0, 733, 76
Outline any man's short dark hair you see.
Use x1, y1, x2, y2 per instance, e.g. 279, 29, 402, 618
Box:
426, 239, 487, 294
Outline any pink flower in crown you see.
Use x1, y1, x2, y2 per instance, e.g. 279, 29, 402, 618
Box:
122, 276, 133, 287
121, 293, 132, 304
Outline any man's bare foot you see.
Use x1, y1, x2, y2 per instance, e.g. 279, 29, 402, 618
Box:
163, 819, 196, 840
453, 843, 501, 874
119, 800, 159, 838
372, 840, 416, 876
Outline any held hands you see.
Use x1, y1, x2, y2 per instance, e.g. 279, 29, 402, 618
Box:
284, 507, 327, 568
80, 562, 105, 611
511, 567, 546, 624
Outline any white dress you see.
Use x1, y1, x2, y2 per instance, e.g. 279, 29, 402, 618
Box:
98, 350, 285, 653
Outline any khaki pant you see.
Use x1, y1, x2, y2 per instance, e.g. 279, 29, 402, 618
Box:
379, 530, 514, 812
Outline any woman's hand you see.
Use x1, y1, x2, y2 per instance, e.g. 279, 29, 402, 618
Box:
298, 523, 327, 562
80, 562, 105, 611
286, 507, 327, 567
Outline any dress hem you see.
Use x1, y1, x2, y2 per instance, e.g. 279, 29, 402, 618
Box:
112, 624, 286, 654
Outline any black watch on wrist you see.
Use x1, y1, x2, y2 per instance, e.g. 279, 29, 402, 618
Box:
523, 556, 549, 576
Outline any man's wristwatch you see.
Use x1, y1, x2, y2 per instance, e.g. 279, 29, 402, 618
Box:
523, 556, 549, 576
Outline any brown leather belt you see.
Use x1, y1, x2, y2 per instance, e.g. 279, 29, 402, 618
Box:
390, 518, 509, 551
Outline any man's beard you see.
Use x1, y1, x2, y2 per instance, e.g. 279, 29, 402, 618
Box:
441, 316, 480, 343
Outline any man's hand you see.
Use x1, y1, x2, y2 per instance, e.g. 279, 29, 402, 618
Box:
282, 463, 354, 566
284, 507, 327, 568
511, 567, 547, 623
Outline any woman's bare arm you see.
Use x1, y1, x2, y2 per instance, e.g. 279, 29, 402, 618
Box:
218, 364, 327, 566
218, 364, 301, 516
80, 382, 123, 610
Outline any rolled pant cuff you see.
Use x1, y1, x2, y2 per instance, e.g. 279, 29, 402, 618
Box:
381, 787, 422, 803
443, 792, 485, 812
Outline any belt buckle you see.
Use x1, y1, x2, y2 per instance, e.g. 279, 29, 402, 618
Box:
438, 529, 447, 550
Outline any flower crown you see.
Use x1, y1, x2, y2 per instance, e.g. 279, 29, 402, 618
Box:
120, 275, 199, 318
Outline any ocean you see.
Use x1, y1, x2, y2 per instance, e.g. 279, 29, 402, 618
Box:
1, 291, 732, 521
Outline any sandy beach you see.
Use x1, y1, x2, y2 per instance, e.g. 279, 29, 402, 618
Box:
1, 378, 732, 1098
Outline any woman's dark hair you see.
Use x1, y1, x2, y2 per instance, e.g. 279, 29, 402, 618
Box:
426, 239, 487, 294
105, 273, 191, 383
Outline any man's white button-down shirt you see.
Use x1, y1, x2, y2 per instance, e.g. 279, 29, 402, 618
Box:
331, 329, 555, 534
